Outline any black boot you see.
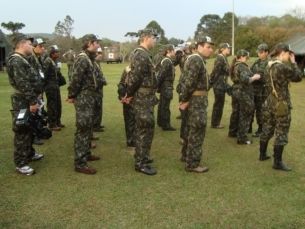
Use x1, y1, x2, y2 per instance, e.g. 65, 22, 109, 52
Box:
272, 145, 291, 171
259, 141, 270, 161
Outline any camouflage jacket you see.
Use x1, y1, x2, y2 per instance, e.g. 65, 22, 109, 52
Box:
209, 54, 229, 90
7, 52, 42, 105
231, 61, 254, 93
266, 60, 302, 106
117, 66, 130, 100
250, 58, 268, 89
63, 50, 75, 66
44, 56, 59, 87
126, 46, 157, 97
28, 52, 45, 80
179, 53, 209, 102
158, 57, 175, 88
68, 51, 104, 99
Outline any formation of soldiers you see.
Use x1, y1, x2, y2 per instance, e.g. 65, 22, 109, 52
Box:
6, 28, 302, 176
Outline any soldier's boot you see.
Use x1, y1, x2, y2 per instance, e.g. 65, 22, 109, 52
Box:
259, 141, 270, 161
272, 145, 291, 171
253, 125, 262, 137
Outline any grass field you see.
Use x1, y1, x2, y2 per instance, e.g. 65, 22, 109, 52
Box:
1, 59, 305, 228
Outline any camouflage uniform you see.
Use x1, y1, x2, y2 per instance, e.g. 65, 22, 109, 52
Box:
93, 59, 106, 130
260, 60, 302, 146
44, 57, 62, 128
157, 57, 175, 129
127, 46, 158, 167
228, 61, 254, 143
179, 53, 209, 169
250, 58, 268, 133
7, 52, 42, 167
210, 54, 230, 127
63, 49, 75, 82
68, 51, 104, 168
118, 66, 135, 147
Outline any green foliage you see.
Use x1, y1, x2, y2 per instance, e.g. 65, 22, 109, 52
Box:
1, 21, 25, 34
53, 15, 74, 38
145, 20, 168, 44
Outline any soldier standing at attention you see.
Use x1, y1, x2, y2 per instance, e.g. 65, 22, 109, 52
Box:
93, 47, 107, 132
178, 35, 214, 173
250, 43, 269, 137
157, 44, 176, 131
259, 43, 302, 171
210, 43, 231, 129
44, 45, 65, 131
228, 50, 261, 144
124, 28, 158, 175
63, 48, 75, 82
67, 34, 102, 175
7, 34, 44, 175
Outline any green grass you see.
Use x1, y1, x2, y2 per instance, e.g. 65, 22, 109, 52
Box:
1, 60, 305, 228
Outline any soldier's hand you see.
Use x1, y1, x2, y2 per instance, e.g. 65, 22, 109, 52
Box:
30, 103, 39, 113
289, 52, 296, 63
179, 102, 189, 110
66, 98, 75, 103
250, 74, 261, 82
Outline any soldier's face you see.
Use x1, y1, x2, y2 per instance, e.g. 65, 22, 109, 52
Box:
88, 41, 100, 53
198, 43, 213, 58
258, 51, 268, 60
147, 35, 156, 49
23, 40, 34, 56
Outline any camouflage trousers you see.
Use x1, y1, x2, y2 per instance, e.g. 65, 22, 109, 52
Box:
123, 104, 135, 147
132, 95, 156, 166
93, 93, 103, 129
250, 89, 264, 128
157, 88, 173, 128
11, 94, 35, 167
74, 93, 96, 167
45, 85, 62, 127
229, 88, 254, 141
211, 88, 226, 127
260, 100, 291, 146
180, 108, 188, 159
183, 96, 208, 168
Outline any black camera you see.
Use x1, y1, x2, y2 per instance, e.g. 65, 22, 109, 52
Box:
15, 109, 30, 126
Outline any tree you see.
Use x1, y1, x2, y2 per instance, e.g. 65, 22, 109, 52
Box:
168, 37, 184, 46
195, 14, 221, 39
1, 21, 25, 34
53, 15, 74, 38
145, 20, 168, 44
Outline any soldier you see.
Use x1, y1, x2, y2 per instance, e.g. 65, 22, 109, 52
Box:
250, 43, 269, 137
93, 47, 107, 132
63, 48, 75, 82
67, 34, 102, 175
228, 50, 261, 144
259, 43, 302, 171
28, 38, 46, 145
7, 33, 44, 175
123, 28, 158, 175
44, 45, 64, 131
118, 66, 136, 148
210, 43, 231, 129
157, 44, 176, 131
178, 35, 214, 173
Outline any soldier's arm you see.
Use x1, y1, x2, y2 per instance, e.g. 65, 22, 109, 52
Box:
11, 59, 37, 105
286, 63, 302, 82
158, 59, 171, 85
179, 56, 200, 102
68, 57, 87, 98
210, 56, 222, 82
239, 64, 254, 85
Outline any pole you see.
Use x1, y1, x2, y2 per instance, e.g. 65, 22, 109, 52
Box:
232, 0, 235, 56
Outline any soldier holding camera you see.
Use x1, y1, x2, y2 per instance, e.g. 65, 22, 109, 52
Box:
7, 33, 44, 175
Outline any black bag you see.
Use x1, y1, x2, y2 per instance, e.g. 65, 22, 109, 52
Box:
57, 73, 66, 86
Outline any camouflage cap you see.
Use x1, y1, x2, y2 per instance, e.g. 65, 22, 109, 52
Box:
49, 45, 60, 53
219, 43, 231, 49
163, 44, 174, 51
195, 35, 214, 45
273, 43, 292, 53
81, 34, 100, 44
138, 28, 158, 37
33, 38, 46, 47
236, 49, 250, 57
11, 33, 34, 47
257, 43, 269, 52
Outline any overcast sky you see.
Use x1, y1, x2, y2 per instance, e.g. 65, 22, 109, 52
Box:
1, 0, 305, 41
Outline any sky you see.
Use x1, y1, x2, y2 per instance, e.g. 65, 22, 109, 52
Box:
1, 0, 305, 42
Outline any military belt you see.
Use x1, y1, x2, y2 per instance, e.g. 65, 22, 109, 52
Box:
192, 90, 207, 96
138, 87, 155, 94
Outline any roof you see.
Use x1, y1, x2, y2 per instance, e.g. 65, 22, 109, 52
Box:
286, 34, 305, 55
